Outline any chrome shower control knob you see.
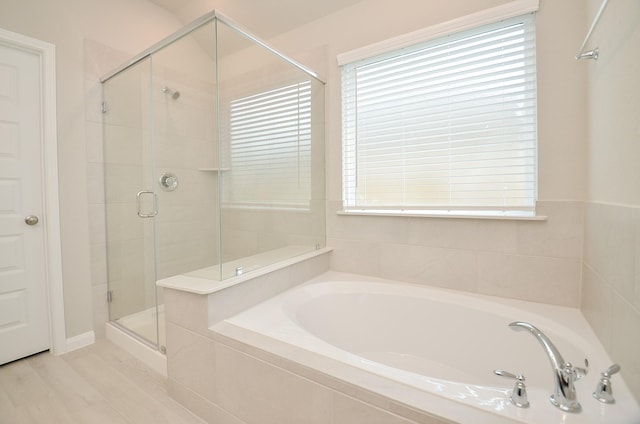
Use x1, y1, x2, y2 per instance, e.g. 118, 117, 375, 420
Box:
593, 363, 621, 404
159, 172, 179, 191
494, 369, 530, 408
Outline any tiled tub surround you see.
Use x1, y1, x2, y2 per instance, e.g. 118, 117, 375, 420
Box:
166, 269, 639, 424
582, 202, 640, 402
328, 200, 583, 307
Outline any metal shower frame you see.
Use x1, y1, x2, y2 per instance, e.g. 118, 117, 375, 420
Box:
100, 10, 325, 83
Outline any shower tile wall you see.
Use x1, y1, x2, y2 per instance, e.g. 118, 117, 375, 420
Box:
151, 63, 219, 280
220, 204, 326, 262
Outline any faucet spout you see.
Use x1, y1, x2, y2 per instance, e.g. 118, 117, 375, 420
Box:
509, 321, 584, 413
509, 321, 565, 370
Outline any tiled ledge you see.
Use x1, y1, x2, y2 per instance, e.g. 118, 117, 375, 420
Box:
157, 246, 332, 295
162, 249, 332, 336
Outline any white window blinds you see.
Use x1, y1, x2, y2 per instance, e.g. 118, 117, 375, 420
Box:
225, 81, 312, 208
342, 14, 537, 214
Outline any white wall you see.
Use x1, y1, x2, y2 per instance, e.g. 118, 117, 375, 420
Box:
0, 0, 182, 338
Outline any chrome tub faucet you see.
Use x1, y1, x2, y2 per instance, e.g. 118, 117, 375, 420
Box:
509, 321, 588, 413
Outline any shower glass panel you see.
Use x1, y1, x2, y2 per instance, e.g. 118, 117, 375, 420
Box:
101, 11, 325, 352
151, 22, 218, 299
216, 19, 326, 279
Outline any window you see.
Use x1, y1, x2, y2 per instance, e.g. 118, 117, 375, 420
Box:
341, 13, 537, 216
224, 81, 312, 209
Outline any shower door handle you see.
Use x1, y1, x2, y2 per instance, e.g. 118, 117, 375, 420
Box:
136, 190, 158, 218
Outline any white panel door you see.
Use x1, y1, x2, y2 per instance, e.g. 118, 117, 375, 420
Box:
0, 41, 50, 364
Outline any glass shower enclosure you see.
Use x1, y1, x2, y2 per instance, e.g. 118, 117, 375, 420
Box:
100, 11, 325, 352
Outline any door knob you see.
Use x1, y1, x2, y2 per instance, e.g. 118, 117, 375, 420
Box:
25, 215, 39, 225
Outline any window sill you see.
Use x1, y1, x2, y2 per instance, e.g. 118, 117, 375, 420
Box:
337, 210, 548, 221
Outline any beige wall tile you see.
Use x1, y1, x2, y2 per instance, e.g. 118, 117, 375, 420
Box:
105, 202, 144, 242
327, 238, 380, 276
87, 162, 106, 205
168, 380, 245, 424
166, 323, 217, 402
333, 393, 420, 424
584, 202, 636, 301
221, 229, 259, 261
328, 211, 409, 245
611, 294, 640, 401
378, 244, 477, 292
103, 125, 144, 166
88, 203, 106, 245
581, 264, 614, 351
517, 201, 583, 259
103, 75, 146, 129
164, 289, 209, 335
406, 216, 518, 254
478, 253, 581, 306
214, 343, 333, 424
90, 243, 107, 286
104, 164, 143, 204
85, 121, 104, 164
582, 201, 640, 395
327, 201, 583, 305
586, 0, 640, 205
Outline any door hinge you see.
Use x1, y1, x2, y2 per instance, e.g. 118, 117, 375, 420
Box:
107, 290, 113, 303
101, 101, 108, 114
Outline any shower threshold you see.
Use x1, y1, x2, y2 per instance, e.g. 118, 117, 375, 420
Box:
105, 306, 167, 377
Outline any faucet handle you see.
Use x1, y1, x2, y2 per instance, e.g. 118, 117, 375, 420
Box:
593, 363, 621, 404
572, 358, 589, 381
494, 369, 530, 408
563, 359, 588, 382
602, 363, 621, 378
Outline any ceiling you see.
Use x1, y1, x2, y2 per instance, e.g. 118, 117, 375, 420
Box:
147, 0, 366, 39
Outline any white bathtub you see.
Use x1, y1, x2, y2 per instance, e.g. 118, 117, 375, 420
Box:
219, 272, 639, 423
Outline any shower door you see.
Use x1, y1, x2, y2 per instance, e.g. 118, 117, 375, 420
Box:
103, 57, 162, 348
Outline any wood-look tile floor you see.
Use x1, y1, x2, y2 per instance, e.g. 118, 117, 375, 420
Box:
0, 339, 206, 424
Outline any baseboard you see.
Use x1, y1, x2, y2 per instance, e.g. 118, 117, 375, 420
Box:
64, 330, 96, 353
